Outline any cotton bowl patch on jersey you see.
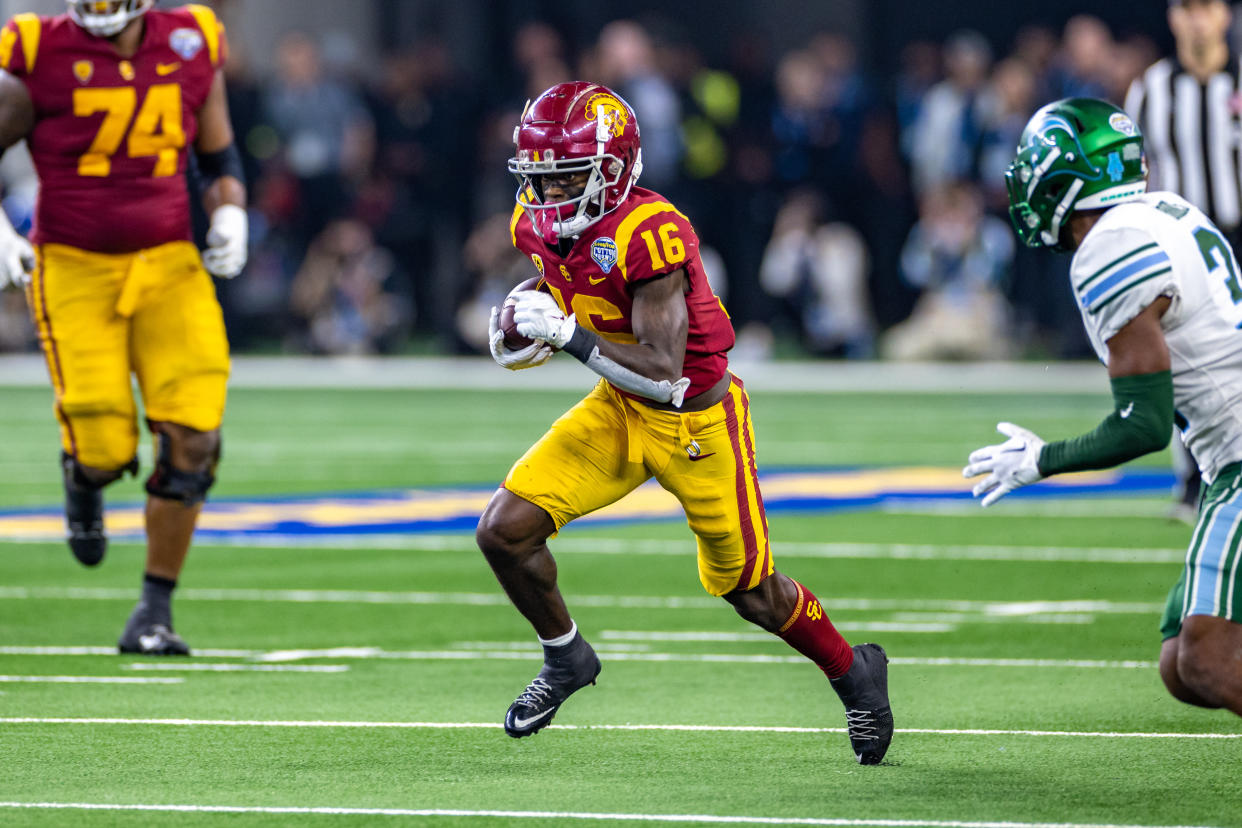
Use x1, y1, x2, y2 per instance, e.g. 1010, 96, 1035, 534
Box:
169, 27, 203, 60
591, 237, 618, 274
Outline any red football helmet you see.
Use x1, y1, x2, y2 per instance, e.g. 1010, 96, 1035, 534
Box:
509, 81, 643, 242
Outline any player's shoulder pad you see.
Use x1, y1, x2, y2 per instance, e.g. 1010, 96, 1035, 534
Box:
1071, 217, 1170, 318
174, 4, 226, 68
614, 198, 698, 282
0, 13, 43, 76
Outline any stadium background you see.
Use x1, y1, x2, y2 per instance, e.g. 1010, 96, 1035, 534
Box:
0, 0, 1194, 362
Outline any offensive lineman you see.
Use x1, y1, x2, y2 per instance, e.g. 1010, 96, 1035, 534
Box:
476, 81, 894, 763
964, 97, 1242, 716
0, 1, 247, 654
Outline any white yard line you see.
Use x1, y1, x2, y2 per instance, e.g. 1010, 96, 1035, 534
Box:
0, 801, 1222, 827
0, 534, 1184, 565
123, 663, 349, 673
0, 802, 1226, 828
0, 675, 182, 684
0, 645, 1159, 669
0, 719, 1237, 741
0, 587, 1163, 615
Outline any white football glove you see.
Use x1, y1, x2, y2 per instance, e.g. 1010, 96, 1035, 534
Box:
512, 289, 577, 349
0, 209, 34, 289
202, 204, 248, 279
488, 305, 554, 370
962, 422, 1046, 507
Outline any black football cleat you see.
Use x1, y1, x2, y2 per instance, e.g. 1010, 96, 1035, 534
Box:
117, 622, 191, 656
504, 632, 601, 737
63, 454, 106, 567
829, 643, 894, 765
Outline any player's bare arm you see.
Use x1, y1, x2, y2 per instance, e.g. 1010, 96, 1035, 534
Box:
0, 70, 33, 149
195, 70, 244, 213
0, 70, 34, 288
194, 70, 248, 279
1105, 296, 1172, 378
608, 269, 688, 383
512, 273, 693, 407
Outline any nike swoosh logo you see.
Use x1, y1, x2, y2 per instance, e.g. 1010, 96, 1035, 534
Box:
588, 275, 607, 285
156, 62, 181, 75
1120, 402, 1134, 419
512, 707, 557, 729
138, 634, 162, 651
687, 452, 717, 462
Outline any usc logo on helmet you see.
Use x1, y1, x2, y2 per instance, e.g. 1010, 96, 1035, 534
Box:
584, 93, 628, 138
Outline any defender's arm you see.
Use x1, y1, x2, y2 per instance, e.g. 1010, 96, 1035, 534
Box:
965, 297, 1175, 506
1037, 296, 1174, 475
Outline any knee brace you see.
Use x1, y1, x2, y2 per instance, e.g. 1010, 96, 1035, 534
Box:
62, 451, 139, 490
143, 432, 219, 506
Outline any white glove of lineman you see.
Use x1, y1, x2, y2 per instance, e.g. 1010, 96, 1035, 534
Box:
962, 422, 1046, 507
512, 289, 578, 349
202, 203, 248, 279
488, 305, 553, 370
0, 209, 34, 289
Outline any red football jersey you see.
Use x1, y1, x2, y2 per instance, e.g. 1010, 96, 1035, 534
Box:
510, 186, 735, 399
0, 6, 226, 253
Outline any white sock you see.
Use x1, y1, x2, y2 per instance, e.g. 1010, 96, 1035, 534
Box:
538, 621, 577, 648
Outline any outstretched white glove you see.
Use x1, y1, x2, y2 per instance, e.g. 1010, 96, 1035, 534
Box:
488, 305, 553, 370
512, 289, 578, 349
962, 422, 1046, 507
202, 204, 248, 279
0, 209, 34, 289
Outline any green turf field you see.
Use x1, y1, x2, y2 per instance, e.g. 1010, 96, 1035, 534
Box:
1, 378, 1239, 828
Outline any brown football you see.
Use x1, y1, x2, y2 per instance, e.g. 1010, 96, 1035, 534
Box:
500, 276, 548, 350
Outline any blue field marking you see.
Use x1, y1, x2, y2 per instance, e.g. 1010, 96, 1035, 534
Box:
0, 467, 1177, 541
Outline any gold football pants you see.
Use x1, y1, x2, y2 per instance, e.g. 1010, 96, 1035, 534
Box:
27, 241, 230, 470
504, 377, 773, 596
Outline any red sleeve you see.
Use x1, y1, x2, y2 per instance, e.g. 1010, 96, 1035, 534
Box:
616, 203, 700, 284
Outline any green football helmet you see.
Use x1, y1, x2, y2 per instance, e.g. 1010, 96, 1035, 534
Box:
1005, 97, 1148, 249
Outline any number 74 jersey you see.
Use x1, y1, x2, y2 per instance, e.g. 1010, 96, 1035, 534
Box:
0, 5, 226, 253
1071, 191, 1242, 482
510, 186, 735, 400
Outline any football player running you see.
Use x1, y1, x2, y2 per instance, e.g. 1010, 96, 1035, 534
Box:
477, 81, 894, 763
965, 97, 1242, 716
0, 1, 247, 654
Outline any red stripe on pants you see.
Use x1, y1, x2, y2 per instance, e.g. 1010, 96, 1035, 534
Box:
724, 388, 760, 590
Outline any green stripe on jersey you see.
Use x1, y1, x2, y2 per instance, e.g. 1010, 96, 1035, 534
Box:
1088, 267, 1171, 315
1077, 242, 1159, 292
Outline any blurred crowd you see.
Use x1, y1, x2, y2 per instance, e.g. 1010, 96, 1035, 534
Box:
0, 12, 1197, 359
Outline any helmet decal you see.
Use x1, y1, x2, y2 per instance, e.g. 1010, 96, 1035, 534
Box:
585, 92, 629, 140
1107, 152, 1123, 182
1108, 112, 1136, 136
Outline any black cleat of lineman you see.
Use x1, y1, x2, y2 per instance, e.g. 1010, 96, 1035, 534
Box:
829, 642, 894, 764
504, 631, 601, 737
117, 622, 191, 656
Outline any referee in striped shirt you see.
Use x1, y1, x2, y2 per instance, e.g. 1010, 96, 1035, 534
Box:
1124, 0, 1239, 519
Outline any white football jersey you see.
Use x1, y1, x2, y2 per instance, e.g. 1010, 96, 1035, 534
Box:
1070, 191, 1242, 483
